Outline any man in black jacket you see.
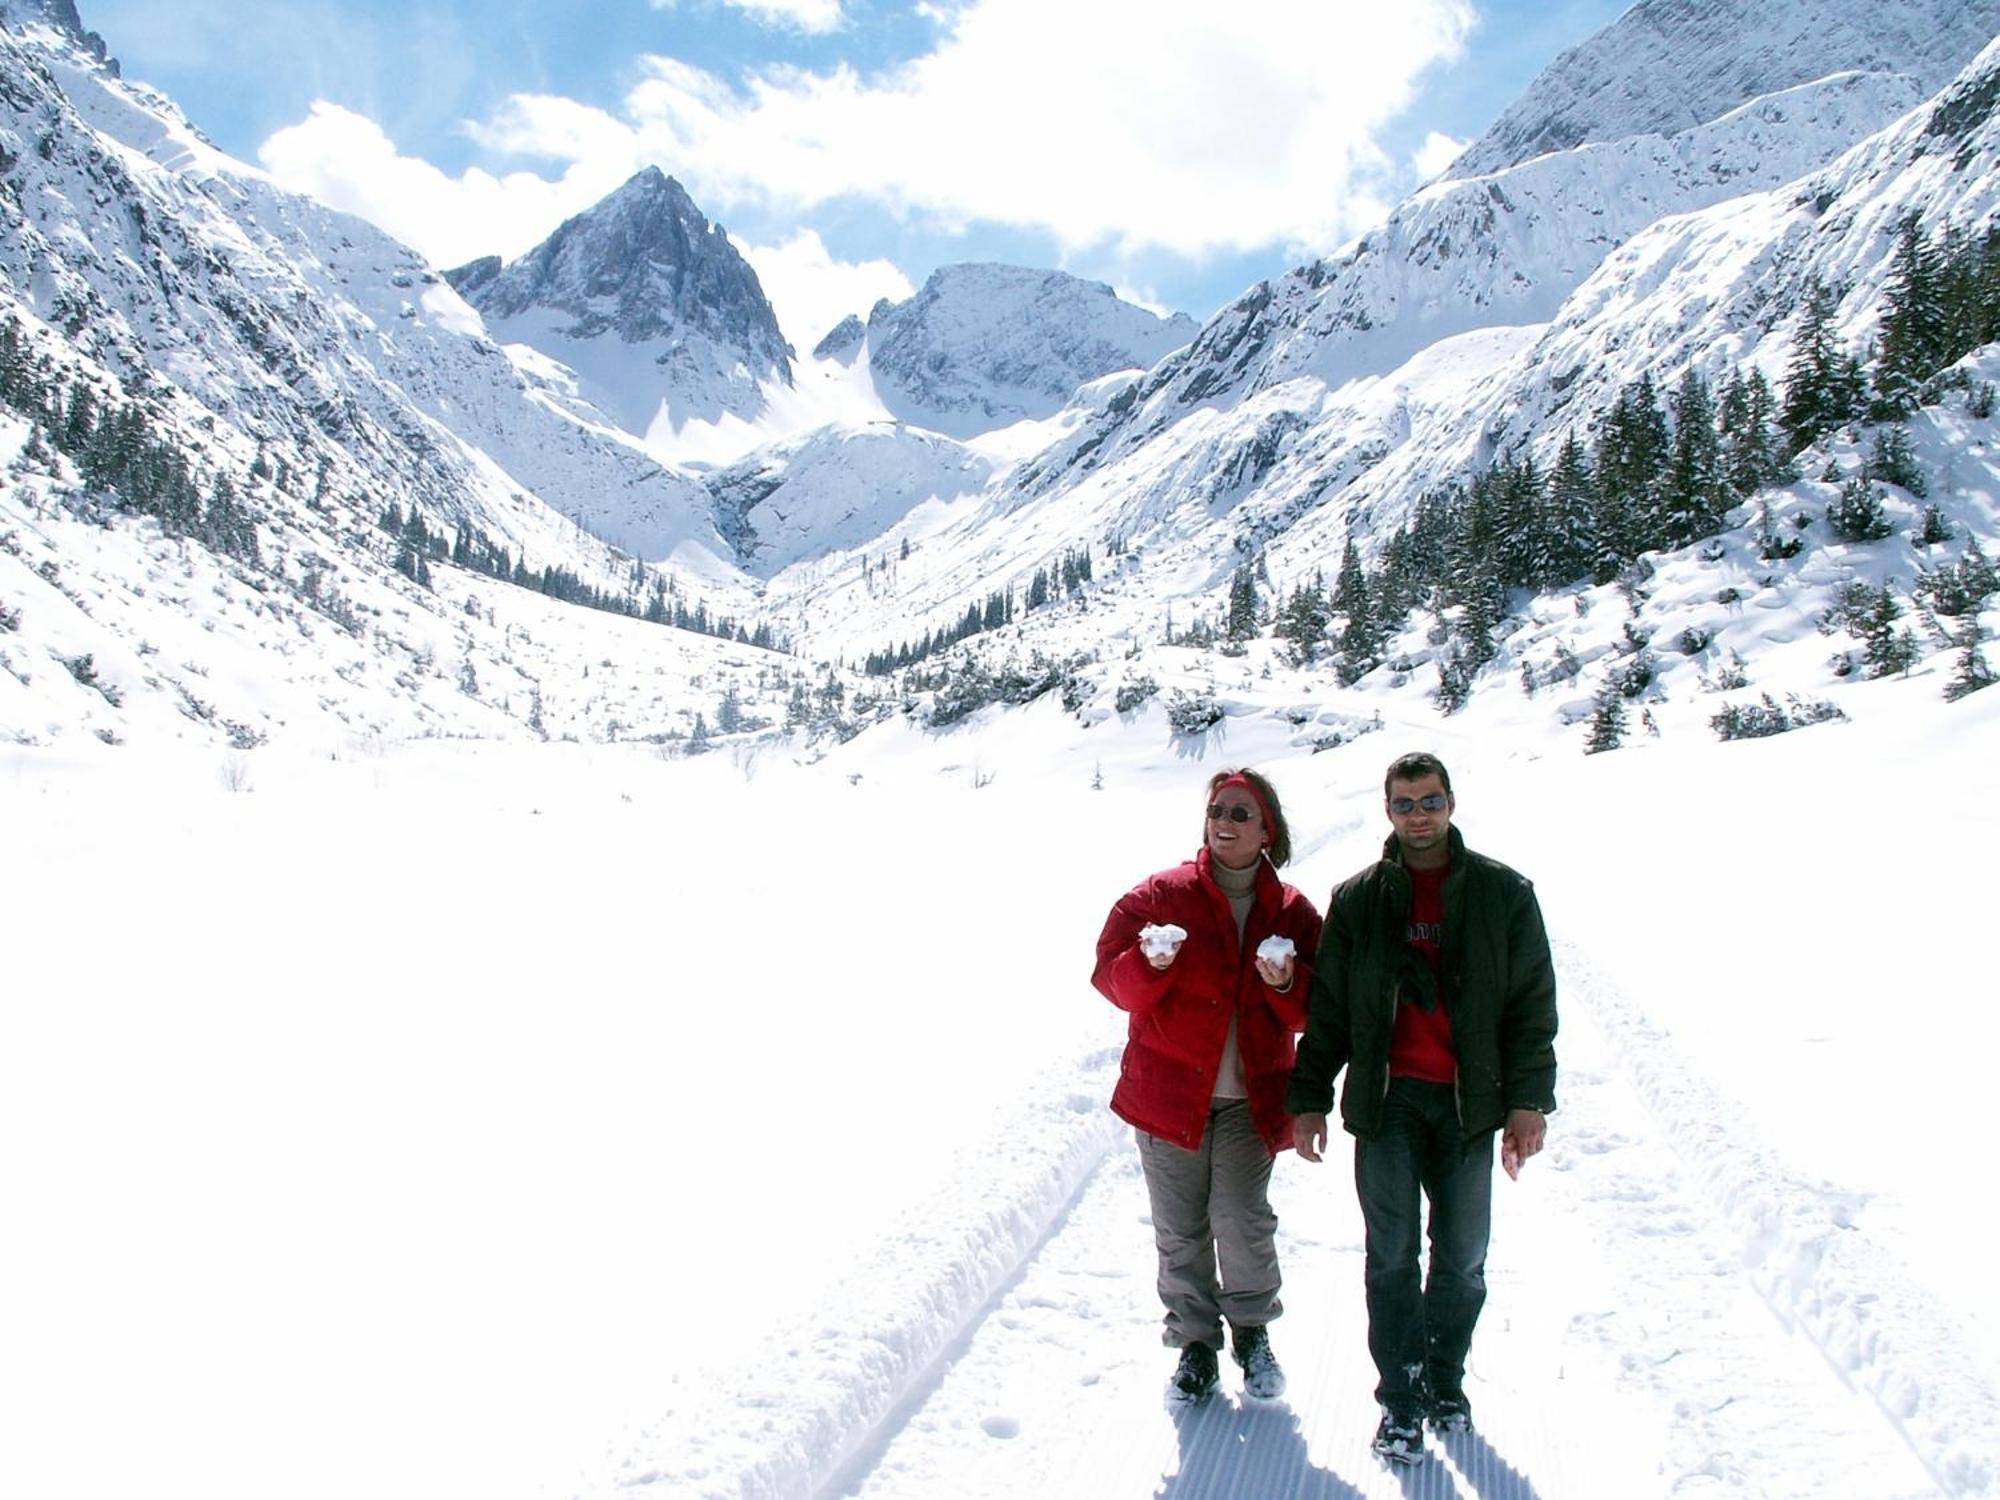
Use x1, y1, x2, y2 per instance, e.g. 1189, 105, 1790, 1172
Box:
1288, 751, 1558, 1465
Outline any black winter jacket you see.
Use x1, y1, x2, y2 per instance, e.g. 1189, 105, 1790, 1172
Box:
1286, 825, 1558, 1140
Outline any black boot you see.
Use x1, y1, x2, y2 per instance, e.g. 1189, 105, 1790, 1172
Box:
1230, 1324, 1286, 1400
1169, 1341, 1219, 1402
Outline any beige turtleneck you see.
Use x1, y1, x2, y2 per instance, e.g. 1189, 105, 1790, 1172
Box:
1210, 856, 1259, 1100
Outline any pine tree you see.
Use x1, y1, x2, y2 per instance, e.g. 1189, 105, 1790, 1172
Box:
1872, 214, 1948, 417
1856, 585, 1918, 678
1662, 368, 1725, 547
1594, 375, 1670, 570
1544, 429, 1598, 585
1225, 563, 1259, 645
1828, 475, 1892, 542
1781, 277, 1861, 453
1720, 369, 1787, 498
1584, 679, 1628, 754
1945, 617, 1995, 701
1275, 572, 1329, 666
1865, 424, 1928, 497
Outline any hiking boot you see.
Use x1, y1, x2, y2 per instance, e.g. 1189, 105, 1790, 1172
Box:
1372, 1406, 1425, 1465
1230, 1324, 1286, 1400
1428, 1385, 1473, 1434
1168, 1341, 1219, 1402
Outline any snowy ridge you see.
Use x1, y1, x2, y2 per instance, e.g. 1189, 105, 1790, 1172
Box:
1009, 64, 1929, 511
1447, 0, 2000, 179
1555, 938, 2000, 1496
593, 1048, 1125, 1500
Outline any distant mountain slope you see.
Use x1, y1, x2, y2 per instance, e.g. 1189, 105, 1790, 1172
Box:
705, 423, 997, 577
1446, 0, 2000, 179
446, 168, 793, 440
851, 264, 1197, 440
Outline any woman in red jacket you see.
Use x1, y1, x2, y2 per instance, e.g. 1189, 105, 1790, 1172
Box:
1092, 767, 1323, 1404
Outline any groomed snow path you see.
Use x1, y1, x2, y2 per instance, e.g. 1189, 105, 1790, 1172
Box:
591, 939, 1993, 1500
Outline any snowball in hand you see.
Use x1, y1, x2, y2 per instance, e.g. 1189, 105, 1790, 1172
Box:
1256, 935, 1296, 964
1139, 923, 1187, 957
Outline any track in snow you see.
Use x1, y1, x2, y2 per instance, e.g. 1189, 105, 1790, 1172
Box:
820, 944, 1957, 1499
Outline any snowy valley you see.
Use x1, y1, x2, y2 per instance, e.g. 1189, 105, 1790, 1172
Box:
4, 0, 2000, 1496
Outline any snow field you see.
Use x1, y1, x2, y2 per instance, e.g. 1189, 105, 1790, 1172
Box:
5, 656, 1997, 1499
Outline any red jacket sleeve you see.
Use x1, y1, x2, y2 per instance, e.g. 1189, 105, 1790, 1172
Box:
1092, 879, 1176, 1021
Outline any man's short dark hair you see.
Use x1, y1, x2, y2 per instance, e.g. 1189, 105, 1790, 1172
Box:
1384, 751, 1452, 799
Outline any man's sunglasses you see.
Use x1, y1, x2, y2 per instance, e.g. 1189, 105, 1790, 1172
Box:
1206, 803, 1258, 823
1389, 793, 1449, 814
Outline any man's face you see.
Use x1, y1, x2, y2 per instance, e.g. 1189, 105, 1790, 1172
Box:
1386, 773, 1453, 856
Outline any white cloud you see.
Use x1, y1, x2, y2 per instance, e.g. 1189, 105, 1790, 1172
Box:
1413, 129, 1468, 181
724, 0, 846, 33
734, 229, 914, 354
253, 0, 1476, 289
646, 0, 845, 31
601, 0, 1478, 259
257, 101, 643, 268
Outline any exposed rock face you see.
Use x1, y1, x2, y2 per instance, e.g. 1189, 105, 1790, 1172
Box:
452, 167, 793, 435
812, 313, 866, 364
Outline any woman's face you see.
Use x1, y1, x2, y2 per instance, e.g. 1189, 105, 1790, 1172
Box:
1204, 784, 1268, 870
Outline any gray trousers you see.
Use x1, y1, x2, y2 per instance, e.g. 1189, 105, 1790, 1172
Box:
1136, 1099, 1283, 1349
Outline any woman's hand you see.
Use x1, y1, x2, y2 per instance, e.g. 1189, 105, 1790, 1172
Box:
1254, 953, 1295, 989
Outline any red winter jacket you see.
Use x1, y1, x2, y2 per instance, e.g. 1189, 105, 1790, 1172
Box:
1092, 849, 1324, 1154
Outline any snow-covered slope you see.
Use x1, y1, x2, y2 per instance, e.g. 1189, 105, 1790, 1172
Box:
446, 167, 795, 441
703, 422, 998, 577
852, 264, 1198, 440
0, 25, 730, 566
771, 13, 2000, 685
1447, 0, 2000, 179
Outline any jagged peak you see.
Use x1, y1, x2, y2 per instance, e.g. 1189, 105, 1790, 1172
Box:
0, 0, 114, 69
812, 313, 866, 363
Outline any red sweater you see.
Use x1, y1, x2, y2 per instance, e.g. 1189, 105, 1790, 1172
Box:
1390, 862, 1457, 1083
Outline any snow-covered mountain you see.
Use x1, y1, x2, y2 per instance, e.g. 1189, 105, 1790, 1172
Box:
445, 167, 794, 442
844, 264, 1198, 440
704, 423, 998, 578
4, 0, 1999, 761
773, 0, 2000, 670
0, 7, 810, 751
1446, 0, 2000, 179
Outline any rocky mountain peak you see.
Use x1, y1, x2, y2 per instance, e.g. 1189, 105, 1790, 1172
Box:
812, 313, 866, 364
449, 167, 792, 434
0, 0, 114, 67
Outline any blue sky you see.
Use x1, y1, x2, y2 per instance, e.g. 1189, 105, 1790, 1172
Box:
85, 0, 1634, 350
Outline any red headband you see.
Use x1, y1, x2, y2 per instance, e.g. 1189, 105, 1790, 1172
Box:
1214, 773, 1276, 837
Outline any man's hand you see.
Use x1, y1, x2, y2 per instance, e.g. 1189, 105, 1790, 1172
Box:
1501, 1107, 1546, 1180
1293, 1111, 1329, 1163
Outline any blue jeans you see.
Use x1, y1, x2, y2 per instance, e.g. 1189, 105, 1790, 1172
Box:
1354, 1076, 1493, 1411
